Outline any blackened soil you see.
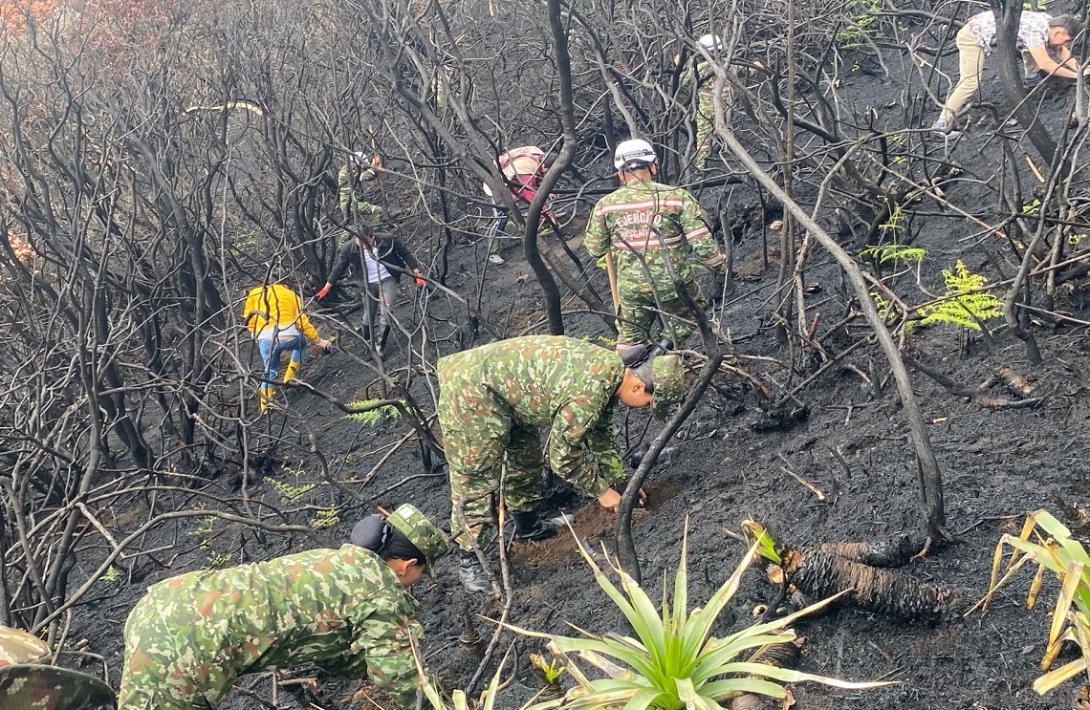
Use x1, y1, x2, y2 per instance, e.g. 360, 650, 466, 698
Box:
70, 31, 1090, 710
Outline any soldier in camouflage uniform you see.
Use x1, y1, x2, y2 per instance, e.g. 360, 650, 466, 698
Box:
118, 504, 447, 710
681, 34, 730, 173
437, 335, 687, 593
584, 138, 725, 357
338, 151, 384, 226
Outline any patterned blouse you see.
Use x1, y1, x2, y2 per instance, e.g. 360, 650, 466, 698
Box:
965, 11, 1051, 54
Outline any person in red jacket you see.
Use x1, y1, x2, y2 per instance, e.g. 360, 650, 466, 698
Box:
482, 145, 554, 265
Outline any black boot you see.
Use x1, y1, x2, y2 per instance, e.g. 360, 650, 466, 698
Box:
376, 325, 391, 357
458, 552, 490, 593
511, 510, 558, 542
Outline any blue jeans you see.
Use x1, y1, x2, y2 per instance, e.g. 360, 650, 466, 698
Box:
257, 335, 306, 395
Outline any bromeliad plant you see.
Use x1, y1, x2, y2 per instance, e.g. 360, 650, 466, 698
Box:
503, 520, 891, 709
977, 509, 1090, 697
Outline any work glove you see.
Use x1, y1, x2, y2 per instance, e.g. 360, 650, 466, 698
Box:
412, 269, 427, 287
315, 284, 331, 299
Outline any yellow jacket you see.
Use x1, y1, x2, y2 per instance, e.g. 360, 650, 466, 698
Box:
242, 283, 321, 343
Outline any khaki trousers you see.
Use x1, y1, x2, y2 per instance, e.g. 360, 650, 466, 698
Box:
941, 26, 986, 123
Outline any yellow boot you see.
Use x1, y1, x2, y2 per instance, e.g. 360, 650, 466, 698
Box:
283, 359, 300, 383
259, 388, 272, 414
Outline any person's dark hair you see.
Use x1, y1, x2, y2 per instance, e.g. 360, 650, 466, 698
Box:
351, 514, 425, 565
354, 225, 375, 244
1049, 14, 1082, 39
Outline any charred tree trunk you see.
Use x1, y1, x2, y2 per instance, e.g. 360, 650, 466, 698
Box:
989, 0, 1059, 162
714, 124, 951, 544
784, 547, 962, 621
731, 638, 803, 710
524, 0, 577, 336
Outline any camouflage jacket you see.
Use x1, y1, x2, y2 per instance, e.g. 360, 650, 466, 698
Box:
437, 336, 626, 494
337, 163, 382, 220
124, 545, 421, 707
584, 178, 725, 299
681, 59, 716, 101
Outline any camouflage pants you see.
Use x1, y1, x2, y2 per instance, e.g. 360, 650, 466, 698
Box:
439, 378, 547, 552
616, 280, 701, 347
696, 91, 730, 172
119, 584, 237, 709
695, 104, 714, 172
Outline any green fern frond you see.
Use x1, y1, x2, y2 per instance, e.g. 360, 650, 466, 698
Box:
269, 478, 317, 501
918, 260, 1003, 332
862, 243, 926, 265
345, 399, 403, 426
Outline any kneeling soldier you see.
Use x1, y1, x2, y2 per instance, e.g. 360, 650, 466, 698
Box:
118, 504, 447, 709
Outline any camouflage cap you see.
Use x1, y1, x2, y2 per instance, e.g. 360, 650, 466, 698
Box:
0, 626, 48, 668
385, 504, 449, 573
0, 663, 117, 709
651, 353, 687, 414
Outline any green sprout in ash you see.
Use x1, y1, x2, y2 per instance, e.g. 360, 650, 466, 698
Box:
344, 399, 403, 427
269, 465, 320, 502
919, 260, 1003, 332
837, 0, 881, 48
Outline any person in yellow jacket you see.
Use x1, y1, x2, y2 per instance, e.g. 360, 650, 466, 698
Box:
242, 283, 331, 412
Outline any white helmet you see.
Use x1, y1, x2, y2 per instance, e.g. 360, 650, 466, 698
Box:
350, 151, 367, 163
613, 138, 657, 171
699, 34, 724, 51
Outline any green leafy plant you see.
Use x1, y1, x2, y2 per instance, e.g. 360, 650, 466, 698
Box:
862, 243, 926, 266
312, 507, 341, 529
268, 465, 319, 503
862, 206, 925, 267
188, 514, 232, 568
345, 399, 403, 427
503, 522, 891, 709
1023, 197, 1042, 216
100, 566, 121, 584
529, 651, 566, 685
977, 509, 1090, 697
918, 260, 1003, 331
269, 477, 318, 502
837, 0, 881, 48
206, 550, 234, 567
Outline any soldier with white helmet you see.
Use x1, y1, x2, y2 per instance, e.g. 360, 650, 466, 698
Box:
682, 33, 730, 172
584, 138, 726, 358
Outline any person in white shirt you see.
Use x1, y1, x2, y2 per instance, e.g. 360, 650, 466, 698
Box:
316, 230, 425, 358
934, 12, 1085, 132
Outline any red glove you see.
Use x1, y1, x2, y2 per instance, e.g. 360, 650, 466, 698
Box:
415, 277, 427, 287
315, 284, 331, 299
